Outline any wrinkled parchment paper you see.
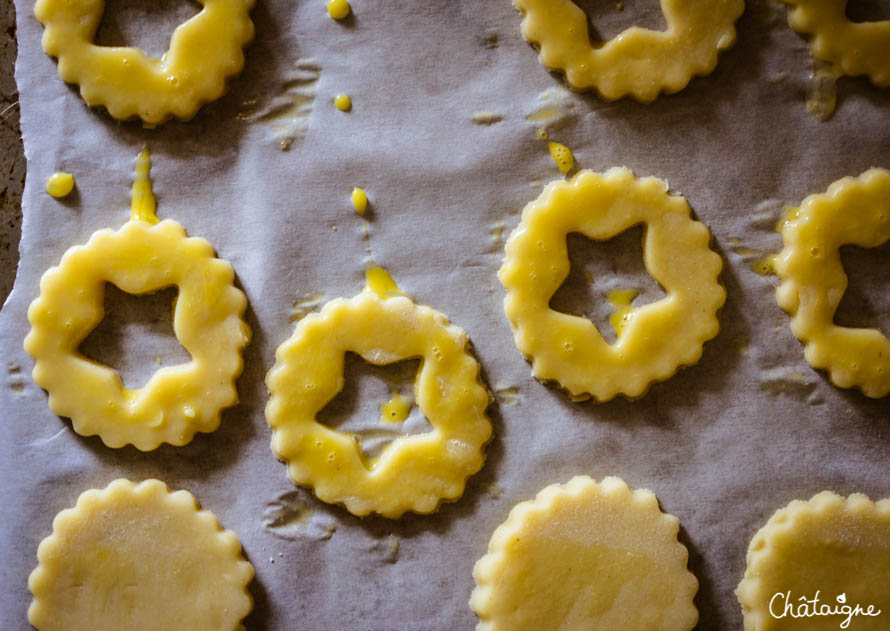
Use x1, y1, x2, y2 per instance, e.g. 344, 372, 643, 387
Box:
3, 1, 890, 628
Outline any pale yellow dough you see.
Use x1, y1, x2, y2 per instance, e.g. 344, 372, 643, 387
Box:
24, 150, 251, 450
512, 0, 744, 101
470, 476, 698, 631
774, 168, 890, 398
265, 271, 492, 518
782, 0, 890, 87
737, 491, 890, 631
28, 479, 254, 631
499, 168, 725, 402
35, 0, 255, 124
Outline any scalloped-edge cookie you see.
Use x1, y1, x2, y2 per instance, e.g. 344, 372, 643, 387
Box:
24, 149, 251, 450
782, 0, 890, 87
28, 479, 254, 631
35, 0, 255, 123
265, 268, 492, 519
471, 476, 698, 631
512, 0, 744, 101
774, 168, 890, 398
499, 168, 725, 402
737, 491, 890, 630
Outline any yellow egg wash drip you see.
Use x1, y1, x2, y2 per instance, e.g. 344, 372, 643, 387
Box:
548, 142, 575, 174
327, 0, 351, 20
731, 246, 761, 259
727, 237, 776, 276
494, 385, 520, 405
607, 289, 638, 338
527, 107, 563, 124
471, 111, 503, 125
364, 266, 403, 298
806, 59, 837, 122
777, 205, 801, 232
352, 187, 369, 215
290, 292, 325, 323
489, 221, 505, 254
247, 58, 320, 151
379, 390, 412, 424
45, 172, 74, 198
334, 94, 352, 111
130, 149, 158, 224
750, 255, 776, 276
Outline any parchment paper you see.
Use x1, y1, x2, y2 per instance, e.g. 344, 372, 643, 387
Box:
3, 0, 890, 628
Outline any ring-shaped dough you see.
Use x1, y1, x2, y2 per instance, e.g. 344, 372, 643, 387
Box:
736, 491, 890, 631
499, 168, 725, 402
34, 0, 255, 124
782, 0, 890, 87
24, 218, 251, 450
28, 479, 254, 631
774, 168, 890, 398
512, 0, 744, 101
471, 476, 699, 631
265, 288, 492, 519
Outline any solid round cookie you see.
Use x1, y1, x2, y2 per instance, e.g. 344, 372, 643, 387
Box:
782, 0, 890, 87
35, 0, 255, 123
512, 0, 744, 101
737, 491, 890, 630
28, 479, 254, 631
471, 476, 699, 631
265, 276, 492, 518
499, 167, 724, 402
774, 168, 890, 398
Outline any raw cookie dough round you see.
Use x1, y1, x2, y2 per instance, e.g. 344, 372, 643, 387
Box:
25, 219, 250, 450
782, 0, 890, 87
265, 280, 492, 519
737, 491, 890, 631
28, 479, 254, 631
25, 151, 251, 450
470, 476, 699, 631
499, 167, 725, 402
774, 168, 890, 398
512, 0, 744, 101
34, 0, 255, 123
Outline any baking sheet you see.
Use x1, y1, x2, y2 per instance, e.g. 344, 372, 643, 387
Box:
2, 0, 890, 628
